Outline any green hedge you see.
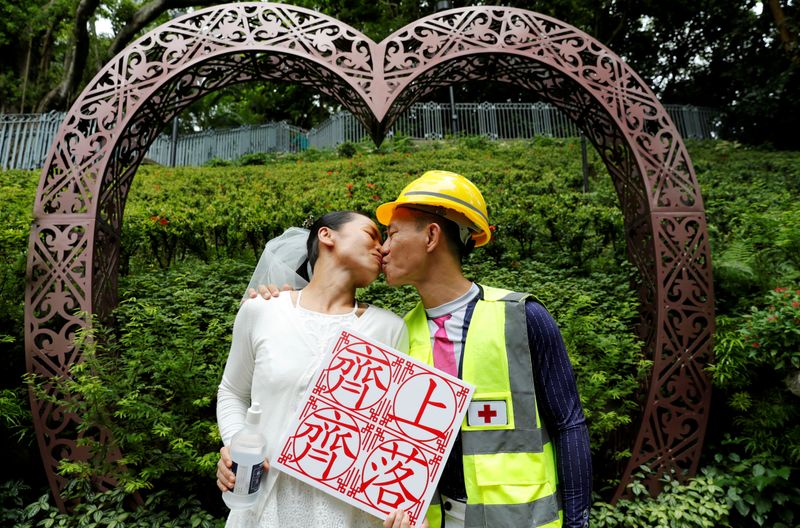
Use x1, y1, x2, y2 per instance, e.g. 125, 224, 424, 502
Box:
2, 138, 799, 526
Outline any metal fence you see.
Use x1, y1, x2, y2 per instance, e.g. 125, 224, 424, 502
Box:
1, 103, 721, 170
0, 113, 65, 171
146, 121, 307, 166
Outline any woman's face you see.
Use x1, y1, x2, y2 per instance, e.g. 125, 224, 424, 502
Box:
329, 214, 384, 287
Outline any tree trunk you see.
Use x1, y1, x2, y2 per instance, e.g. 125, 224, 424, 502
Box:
37, 0, 102, 111
767, 0, 798, 61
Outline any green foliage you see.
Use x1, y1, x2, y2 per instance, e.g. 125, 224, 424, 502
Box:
336, 141, 358, 158
713, 288, 800, 385
25, 259, 249, 509
0, 387, 31, 444
2, 139, 800, 523
693, 141, 800, 308
13, 480, 224, 528
709, 449, 800, 528
0, 480, 30, 526
591, 468, 731, 527
709, 288, 800, 465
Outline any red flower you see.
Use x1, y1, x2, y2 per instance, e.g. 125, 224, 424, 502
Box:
371, 194, 380, 201
775, 286, 788, 292
346, 183, 354, 191
367, 183, 375, 188
150, 215, 159, 222
792, 301, 800, 308
489, 225, 497, 232
327, 170, 333, 175
159, 218, 169, 225
752, 341, 760, 348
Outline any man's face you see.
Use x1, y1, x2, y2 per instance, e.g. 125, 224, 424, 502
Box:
380, 207, 428, 287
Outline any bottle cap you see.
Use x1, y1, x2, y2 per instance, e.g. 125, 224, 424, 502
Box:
246, 401, 262, 425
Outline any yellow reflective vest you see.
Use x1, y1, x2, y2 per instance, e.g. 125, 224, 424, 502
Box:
405, 285, 562, 528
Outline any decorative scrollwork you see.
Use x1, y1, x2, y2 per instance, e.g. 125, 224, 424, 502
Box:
26, 3, 714, 508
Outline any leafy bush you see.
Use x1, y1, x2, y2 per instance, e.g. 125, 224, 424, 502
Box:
591, 468, 730, 527
709, 287, 800, 466
3, 139, 800, 523
336, 141, 357, 158
25, 259, 251, 512
13, 481, 224, 528
708, 450, 800, 528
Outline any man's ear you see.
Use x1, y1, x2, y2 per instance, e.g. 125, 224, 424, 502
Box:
318, 226, 335, 248
425, 222, 443, 253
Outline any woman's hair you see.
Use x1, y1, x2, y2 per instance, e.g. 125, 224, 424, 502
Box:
298, 211, 370, 280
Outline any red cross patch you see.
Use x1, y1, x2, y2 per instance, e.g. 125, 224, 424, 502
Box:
466, 400, 508, 427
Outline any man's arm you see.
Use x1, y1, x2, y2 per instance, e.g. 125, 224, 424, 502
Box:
525, 301, 592, 528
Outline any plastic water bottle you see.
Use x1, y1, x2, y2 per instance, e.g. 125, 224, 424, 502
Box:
222, 402, 267, 510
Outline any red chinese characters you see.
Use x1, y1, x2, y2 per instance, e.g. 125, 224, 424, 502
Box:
273, 330, 474, 526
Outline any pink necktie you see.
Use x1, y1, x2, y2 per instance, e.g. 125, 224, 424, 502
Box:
432, 315, 457, 377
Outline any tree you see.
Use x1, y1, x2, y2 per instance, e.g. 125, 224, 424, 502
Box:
0, 0, 797, 148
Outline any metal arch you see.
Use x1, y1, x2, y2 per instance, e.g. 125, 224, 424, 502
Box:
25, 3, 714, 507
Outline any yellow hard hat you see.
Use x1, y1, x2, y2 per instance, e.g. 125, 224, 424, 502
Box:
376, 170, 492, 247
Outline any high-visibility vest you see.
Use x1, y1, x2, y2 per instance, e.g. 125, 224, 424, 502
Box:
405, 285, 563, 528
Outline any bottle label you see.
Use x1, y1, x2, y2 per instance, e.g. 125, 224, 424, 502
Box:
231, 461, 264, 495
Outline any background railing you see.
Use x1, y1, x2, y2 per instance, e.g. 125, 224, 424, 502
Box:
1, 104, 721, 170
146, 122, 308, 166
0, 113, 65, 171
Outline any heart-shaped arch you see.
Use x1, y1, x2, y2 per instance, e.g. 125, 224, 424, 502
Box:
25, 3, 714, 508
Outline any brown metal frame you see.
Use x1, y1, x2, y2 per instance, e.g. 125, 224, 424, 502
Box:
25, 3, 714, 509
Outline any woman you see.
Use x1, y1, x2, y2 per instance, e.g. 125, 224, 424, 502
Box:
216, 211, 410, 527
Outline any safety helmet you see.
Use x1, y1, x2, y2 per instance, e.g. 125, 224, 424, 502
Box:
376, 170, 492, 247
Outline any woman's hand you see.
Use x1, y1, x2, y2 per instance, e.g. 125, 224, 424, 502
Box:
216, 445, 270, 492
383, 509, 429, 528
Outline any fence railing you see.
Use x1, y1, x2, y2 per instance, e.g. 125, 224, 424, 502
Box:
1, 104, 721, 170
0, 113, 65, 171
146, 122, 307, 167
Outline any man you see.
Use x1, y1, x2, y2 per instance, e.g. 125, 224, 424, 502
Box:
376, 171, 591, 528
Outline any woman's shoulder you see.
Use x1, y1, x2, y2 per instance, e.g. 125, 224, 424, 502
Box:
361, 304, 404, 326
238, 293, 291, 319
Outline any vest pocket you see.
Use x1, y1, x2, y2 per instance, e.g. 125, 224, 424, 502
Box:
472, 452, 547, 487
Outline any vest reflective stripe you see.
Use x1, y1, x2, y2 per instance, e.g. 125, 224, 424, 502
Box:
405, 285, 562, 527
466, 496, 562, 528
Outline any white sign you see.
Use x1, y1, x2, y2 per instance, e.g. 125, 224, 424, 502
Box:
271, 329, 474, 526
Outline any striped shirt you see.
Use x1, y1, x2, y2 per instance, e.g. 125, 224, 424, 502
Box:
425, 284, 591, 528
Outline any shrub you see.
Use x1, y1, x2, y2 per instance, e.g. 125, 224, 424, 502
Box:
710, 287, 800, 463
25, 259, 251, 512
336, 141, 357, 158
709, 449, 800, 528
13, 481, 224, 528
3, 139, 800, 523
590, 468, 730, 527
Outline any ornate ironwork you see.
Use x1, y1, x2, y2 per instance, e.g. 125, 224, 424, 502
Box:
25, 3, 714, 508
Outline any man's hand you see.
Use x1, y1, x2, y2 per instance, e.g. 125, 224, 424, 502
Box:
246, 284, 293, 300
216, 445, 270, 492
383, 509, 429, 528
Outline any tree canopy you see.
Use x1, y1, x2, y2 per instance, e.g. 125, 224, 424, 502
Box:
0, 0, 796, 148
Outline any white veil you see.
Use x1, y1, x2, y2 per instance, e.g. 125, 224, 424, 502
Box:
244, 227, 311, 298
